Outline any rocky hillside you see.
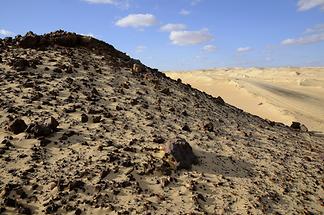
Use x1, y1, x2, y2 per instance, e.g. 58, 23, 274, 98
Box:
0, 31, 323, 214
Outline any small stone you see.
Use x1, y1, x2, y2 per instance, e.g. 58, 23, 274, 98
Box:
0, 207, 6, 213
161, 88, 171, 96
81, 113, 88, 123
153, 136, 165, 144
204, 122, 214, 132
46, 117, 59, 130
8, 118, 27, 134
10, 58, 29, 71
92, 115, 101, 123
1, 139, 14, 147
48, 182, 57, 190
18, 206, 32, 215
75, 208, 82, 215
40, 138, 51, 147
69, 180, 85, 191
4, 197, 17, 207
132, 63, 145, 73
214, 96, 225, 105
182, 124, 191, 132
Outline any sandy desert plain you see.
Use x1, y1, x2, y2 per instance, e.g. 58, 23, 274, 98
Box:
166, 67, 324, 133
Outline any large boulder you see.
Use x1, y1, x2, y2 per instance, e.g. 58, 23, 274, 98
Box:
163, 138, 198, 170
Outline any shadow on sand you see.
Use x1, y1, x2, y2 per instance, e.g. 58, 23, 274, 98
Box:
192, 148, 255, 178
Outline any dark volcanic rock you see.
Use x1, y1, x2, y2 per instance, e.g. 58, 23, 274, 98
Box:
26, 117, 59, 137
161, 88, 171, 96
153, 136, 165, 144
10, 58, 29, 71
182, 124, 191, 132
69, 180, 85, 191
214, 96, 225, 105
26, 123, 52, 137
4, 197, 17, 207
164, 138, 198, 170
92, 115, 101, 123
8, 118, 27, 134
81, 113, 88, 123
46, 116, 59, 130
290, 121, 308, 132
18, 205, 32, 215
204, 122, 214, 132
18, 31, 40, 48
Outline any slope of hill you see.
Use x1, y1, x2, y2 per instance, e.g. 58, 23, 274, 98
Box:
0, 31, 323, 214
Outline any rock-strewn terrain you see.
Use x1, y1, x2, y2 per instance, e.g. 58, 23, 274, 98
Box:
0, 31, 323, 214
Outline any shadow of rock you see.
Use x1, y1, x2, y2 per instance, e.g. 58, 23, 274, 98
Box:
310, 130, 324, 137
192, 148, 255, 178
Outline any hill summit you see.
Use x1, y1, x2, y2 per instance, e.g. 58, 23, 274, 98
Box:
0, 31, 323, 214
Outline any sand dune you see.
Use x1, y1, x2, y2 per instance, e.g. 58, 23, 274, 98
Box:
166, 68, 324, 132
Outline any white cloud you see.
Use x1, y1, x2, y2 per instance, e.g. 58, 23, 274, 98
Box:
281, 33, 324, 45
305, 23, 324, 33
237, 47, 252, 53
160, 23, 187, 32
169, 29, 213, 46
203, 44, 216, 52
115, 14, 157, 28
179, 9, 190, 16
297, 0, 324, 11
135, 45, 146, 53
0, 29, 14, 37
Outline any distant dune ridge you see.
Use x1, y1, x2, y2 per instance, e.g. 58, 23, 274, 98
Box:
0, 31, 323, 214
166, 68, 324, 133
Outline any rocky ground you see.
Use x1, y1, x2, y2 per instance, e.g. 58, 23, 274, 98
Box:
0, 31, 323, 214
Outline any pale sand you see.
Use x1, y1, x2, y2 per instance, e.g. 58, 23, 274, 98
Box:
166, 68, 324, 132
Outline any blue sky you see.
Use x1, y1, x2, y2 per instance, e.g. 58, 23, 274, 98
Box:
1, 0, 324, 71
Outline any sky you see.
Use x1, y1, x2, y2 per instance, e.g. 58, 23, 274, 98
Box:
1, 0, 324, 71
